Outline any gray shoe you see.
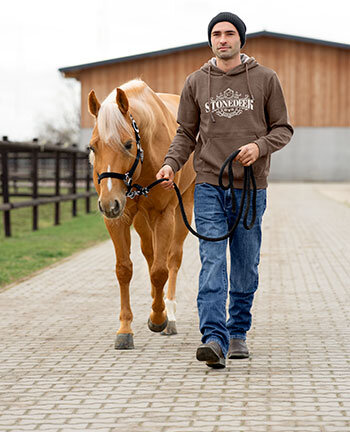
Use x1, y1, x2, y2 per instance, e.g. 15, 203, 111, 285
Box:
196, 341, 226, 369
227, 338, 249, 359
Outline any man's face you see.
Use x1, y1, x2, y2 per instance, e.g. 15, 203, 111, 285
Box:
211, 21, 241, 60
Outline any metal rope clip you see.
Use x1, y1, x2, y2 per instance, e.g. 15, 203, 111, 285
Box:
140, 187, 149, 197
126, 190, 137, 199
123, 173, 132, 187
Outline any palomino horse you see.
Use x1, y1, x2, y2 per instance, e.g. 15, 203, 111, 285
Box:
88, 79, 195, 349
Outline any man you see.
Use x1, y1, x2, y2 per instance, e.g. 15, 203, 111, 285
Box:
156, 12, 293, 369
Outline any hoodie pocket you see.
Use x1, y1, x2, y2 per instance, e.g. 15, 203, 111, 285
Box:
198, 135, 258, 176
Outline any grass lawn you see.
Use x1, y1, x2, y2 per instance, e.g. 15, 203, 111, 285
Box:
0, 195, 110, 290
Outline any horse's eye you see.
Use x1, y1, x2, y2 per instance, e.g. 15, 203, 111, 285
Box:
124, 140, 132, 150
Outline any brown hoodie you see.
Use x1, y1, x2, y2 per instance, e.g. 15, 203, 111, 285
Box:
164, 54, 294, 188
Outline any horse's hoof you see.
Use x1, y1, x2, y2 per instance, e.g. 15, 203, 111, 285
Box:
114, 333, 134, 350
161, 321, 178, 336
148, 317, 168, 333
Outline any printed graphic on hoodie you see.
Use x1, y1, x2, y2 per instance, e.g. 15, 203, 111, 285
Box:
204, 88, 254, 118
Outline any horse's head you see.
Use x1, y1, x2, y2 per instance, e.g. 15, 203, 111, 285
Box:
88, 88, 141, 219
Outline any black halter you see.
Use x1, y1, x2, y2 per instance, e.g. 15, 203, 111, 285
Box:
97, 114, 147, 199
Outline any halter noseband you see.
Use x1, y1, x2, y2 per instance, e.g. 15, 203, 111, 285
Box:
97, 114, 146, 199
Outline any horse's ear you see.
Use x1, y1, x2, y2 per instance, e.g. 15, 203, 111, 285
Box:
116, 88, 129, 115
88, 90, 101, 118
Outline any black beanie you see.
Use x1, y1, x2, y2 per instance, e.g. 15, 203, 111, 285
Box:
208, 12, 246, 48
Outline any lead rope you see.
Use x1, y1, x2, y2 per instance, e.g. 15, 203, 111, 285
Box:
143, 149, 257, 242
173, 150, 256, 242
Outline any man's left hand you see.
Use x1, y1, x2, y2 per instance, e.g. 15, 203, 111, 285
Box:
235, 143, 260, 166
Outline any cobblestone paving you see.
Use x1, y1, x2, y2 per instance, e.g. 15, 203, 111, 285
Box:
1, 183, 350, 432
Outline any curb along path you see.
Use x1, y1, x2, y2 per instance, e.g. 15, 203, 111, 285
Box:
1, 183, 350, 432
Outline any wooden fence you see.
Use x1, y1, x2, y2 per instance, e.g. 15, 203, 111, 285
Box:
0, 137, 96, 237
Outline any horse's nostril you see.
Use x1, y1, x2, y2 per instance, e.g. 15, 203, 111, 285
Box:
99, 199, 121, 217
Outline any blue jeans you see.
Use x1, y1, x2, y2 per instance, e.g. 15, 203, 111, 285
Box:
194, 183, 267, 357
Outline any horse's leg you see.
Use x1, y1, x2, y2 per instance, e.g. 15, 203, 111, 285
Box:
147, 209, 176, 332
105, 218, 135, 350
162, 182, 195, 335
133, 212, 154, 281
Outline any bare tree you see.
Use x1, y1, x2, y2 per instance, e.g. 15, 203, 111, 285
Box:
36, 76, 81, 146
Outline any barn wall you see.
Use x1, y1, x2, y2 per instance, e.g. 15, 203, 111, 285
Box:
269, 128, 350, 181
244, 37, 350, 128
79, 38, 350, 130
81, 46, 212, 129
77, 37, 350, 181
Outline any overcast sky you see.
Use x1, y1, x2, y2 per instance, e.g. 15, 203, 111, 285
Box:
1, 0, 349, 141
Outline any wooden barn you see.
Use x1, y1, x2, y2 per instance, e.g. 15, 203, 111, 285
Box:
59, 31, 350, 181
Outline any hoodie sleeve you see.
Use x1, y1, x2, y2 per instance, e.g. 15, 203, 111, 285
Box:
254, 73, 293, 157
163, 77, 199, 173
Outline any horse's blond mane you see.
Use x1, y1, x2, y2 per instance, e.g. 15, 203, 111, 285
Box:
97, 79, 157, 151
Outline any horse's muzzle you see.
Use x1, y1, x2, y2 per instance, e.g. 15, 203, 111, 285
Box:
98, 199, 123, 219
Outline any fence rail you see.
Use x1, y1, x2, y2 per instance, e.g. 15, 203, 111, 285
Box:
0, 137, 96, 237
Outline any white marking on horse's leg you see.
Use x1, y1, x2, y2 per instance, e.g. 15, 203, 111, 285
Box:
165, 299, 177, 321
107, 165, 112, 191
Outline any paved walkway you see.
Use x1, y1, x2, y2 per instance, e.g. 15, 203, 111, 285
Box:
1, 183, 350, 432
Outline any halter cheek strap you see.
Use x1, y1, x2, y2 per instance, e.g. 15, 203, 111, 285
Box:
97, 114, 144, 197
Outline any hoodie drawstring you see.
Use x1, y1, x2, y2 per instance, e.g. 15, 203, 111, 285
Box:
208, 65, 216, 123
245, 63, 255, 102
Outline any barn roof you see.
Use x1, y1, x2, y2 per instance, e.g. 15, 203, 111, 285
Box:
59, 31, 350, 75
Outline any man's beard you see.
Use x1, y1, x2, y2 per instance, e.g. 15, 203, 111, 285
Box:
213, 41, 240, 60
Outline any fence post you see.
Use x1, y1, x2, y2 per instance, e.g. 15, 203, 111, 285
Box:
13, 152, 18, 194
55, 150, 60, 225
1, 147, 11, 237
72, 151, 77, 217
86, 154, 91, 213
32, 149, 38, 231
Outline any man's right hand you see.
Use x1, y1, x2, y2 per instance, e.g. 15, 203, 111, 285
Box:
156, 165, 175, 190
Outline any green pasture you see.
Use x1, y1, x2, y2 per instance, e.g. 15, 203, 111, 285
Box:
0, 189, 110, 290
